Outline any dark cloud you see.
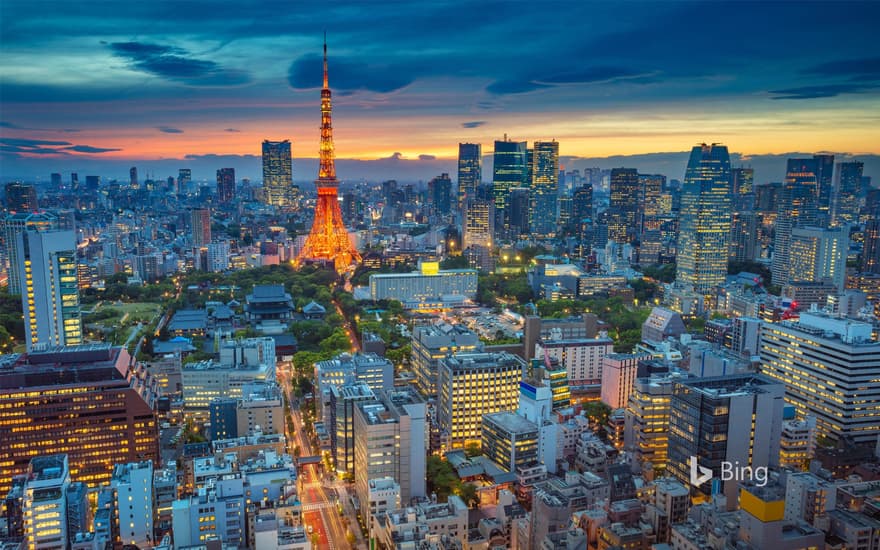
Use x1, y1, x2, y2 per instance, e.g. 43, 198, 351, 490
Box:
418, 154, 436, 161
109, 41, 249, 86
386, 152, 404, 160
63, 145, 121, 153
486, 79, 551, 95
223, 128, 240, 132
537, 67, 647, 85
802, 57, 880, 79
287, 54, 415, 94
0, 137, 72, 148
769, 83, 878, 100
156, 126, 184, 133
461, 121, 487, 128
1, 145, 71, 155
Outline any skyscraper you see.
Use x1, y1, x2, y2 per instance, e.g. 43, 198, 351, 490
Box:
788, 226, 847, 290
191, 208, 211, 247
463, 198, 493, 249
833, 161, 864, 226
129, 166, 138, 188
529, 141, 560, 238
608, 168, 639, 243
457, 143, 481, 209
772, 158, 820, 286
50, 172, 62, 189
638, 174, 665, 236
261, 140, 293, 207
676, 143, 732, 293
2, 212, 60, 294
428, 173, 452, 216
572, 184, 593, 225
729, 211, 758, 263
216, 167, 236, 203
862, 217, 880, 274
731, 167, 754, 210
16, 230, 82, 351
814, 154, 835, 221
177, 168, 191, 194
4, 182, 37, 212
492, 137, 527, 237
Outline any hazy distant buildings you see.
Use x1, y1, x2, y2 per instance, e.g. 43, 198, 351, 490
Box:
428, 173, 453, 216
608, 168, 639, 243
5, 182, 37, 212
833, 160, 864, 226
676, 143, 732, 293
191, 208, 211, 248
457, 143, 482, 208
262, 139, 294, 207
216, 167, 236, 203
16, 230, 82, 350
788, 226, 847, 291
178, 168, 191, 193
772, 158, 821, 286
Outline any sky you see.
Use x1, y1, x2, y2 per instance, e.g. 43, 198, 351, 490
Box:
1, 0, 879, 183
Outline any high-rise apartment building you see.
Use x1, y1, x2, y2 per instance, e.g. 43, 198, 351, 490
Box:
457, 143, 481, 208
2, 211, 60, 294
23, 454, 71, 550
177, 168, 191, 193
676, 143, 732, 293
191, 208, 211, 248
492, 138, 527, 237
535, 335, 615, 387
625, 374, 683, 477
5, 182, 37, 212
529, 141, 559, 238
608, 168, 639, 243
216, 167, 235, 203
16, 230, 82, 351
463, 197, 494, 250
111, 461, 154, 548
437, 352, 525, 450
261, 139, 293, 207
728, 210, 759, 263
833, 161, 864, 226
667, 374, 784, 508
772, 158, 820, 286
428, 173, 453, 216
0, 345, 159, 497
788, 226, 847, 291
759, 311, 880, 446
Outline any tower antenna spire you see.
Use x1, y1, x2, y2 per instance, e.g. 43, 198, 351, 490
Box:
323, 31, 328, 89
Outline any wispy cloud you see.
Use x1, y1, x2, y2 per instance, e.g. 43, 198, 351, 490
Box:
156, 126, 184, 134
769, 83, 878, 100
461, 121, 487, 128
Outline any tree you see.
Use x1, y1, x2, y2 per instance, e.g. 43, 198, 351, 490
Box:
584, 401, 612, 428
464, 442, 481, 458
455, 482, 479, 508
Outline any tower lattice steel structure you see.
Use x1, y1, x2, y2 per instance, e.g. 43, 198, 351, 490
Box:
295, 36, 361, 273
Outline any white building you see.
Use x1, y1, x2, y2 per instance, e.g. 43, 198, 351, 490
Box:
111, 461, 154, 548
182, 360, 275, 413
789, 226, 847, 291
207, 241, 230, 272
368, 261, 478, 308
760, 310, 880, 446
535, 336, 614, 387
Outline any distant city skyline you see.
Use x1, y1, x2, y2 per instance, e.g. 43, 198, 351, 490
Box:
2, 1, 879, 180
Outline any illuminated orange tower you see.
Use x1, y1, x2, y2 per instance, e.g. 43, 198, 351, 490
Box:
296, 35, 361, 273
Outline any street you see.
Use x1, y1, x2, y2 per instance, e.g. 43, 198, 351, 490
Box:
278, 364, 364, 549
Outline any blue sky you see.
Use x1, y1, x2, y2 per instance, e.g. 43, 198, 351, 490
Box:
1, 0, 879, 182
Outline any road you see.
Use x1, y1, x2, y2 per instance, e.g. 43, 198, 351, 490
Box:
279, 365, 362, 549
333, 299, 360, 353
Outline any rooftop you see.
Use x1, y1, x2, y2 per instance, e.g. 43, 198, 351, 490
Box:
483, 411, 538, 435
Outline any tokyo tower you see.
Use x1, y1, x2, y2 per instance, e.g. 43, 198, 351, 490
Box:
295, 36, 361, 273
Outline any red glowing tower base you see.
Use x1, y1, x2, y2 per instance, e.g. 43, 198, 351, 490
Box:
295, 36, 361, 273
